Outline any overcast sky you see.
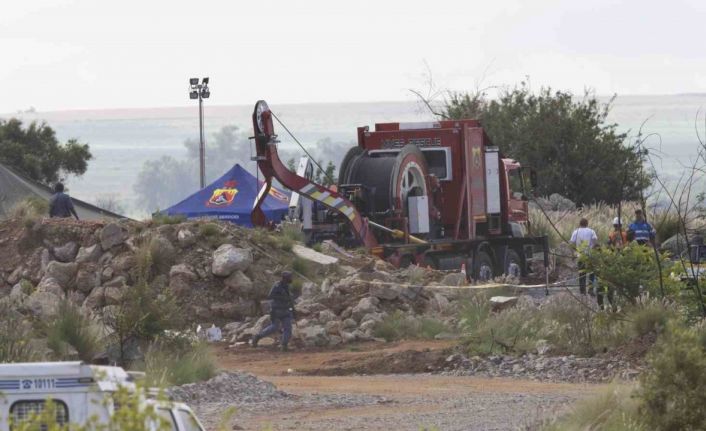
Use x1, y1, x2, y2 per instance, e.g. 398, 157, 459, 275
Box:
1, 0, 704, 112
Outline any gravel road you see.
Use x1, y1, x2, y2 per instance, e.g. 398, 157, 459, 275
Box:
175, 372, 598, 430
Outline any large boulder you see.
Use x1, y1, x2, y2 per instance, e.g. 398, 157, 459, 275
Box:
104, 286, 125, 305
76, 266, 100, 294
212, 245, 253, 277
325, 320, 342, 335
169, 264, 197, 295
150, 235, 177, 272
44, 261, 78, 289
100, 223, 129, 250
428, 293, 451, 314
299, 325, 329, 347
75, 244, 103, 264
351, 297, 380, 321
54, 242, 79, 263
111, 253, 135, 275
317, 309, 337, 324
177, 229, 196, 247
83, 286, 105, 309
292, 244, 338, 266
294, 300, 328, 317
2, 283, 30, 307
36, 277, 64, 296
490, 296, 519, 312
103, 276, 127, 289
369, 284, 401, 300
26, 291, 61, 318
223, 271, 254, 296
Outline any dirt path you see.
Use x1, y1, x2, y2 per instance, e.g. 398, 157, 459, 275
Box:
211, 341, 603, 430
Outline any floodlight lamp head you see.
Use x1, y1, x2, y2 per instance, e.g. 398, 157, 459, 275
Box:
189, 78, 199, 86
201, 88, 210, 99
202, 77, 209, 84
190, 91, 199, 100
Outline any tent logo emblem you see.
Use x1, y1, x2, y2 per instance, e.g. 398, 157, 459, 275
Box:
207, 181, 238, 207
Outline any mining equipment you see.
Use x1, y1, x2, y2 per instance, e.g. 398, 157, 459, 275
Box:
251, 100, 548, 282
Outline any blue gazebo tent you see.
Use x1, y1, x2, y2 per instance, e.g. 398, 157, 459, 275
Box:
162, 164, 289, 226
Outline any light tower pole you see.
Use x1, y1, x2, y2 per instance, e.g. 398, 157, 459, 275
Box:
189, 77, 210, 188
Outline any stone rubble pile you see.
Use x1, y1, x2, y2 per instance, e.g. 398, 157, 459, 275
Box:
0, 218, 458, 352
168, 372, 289, 405
223, 262, 456, 348
443, 353, 643, 383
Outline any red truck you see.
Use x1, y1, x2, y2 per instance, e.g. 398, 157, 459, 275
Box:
251, 100, 548, 282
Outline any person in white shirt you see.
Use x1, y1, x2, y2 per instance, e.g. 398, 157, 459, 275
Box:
570, 218, 598, 295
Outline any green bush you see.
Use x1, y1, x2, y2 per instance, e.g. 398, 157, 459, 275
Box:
291, 256, 311, 277
542, 385, 644, 431
0, 302, 39, 362
46, 300, 102, 362
638, 322, 706, 430
459, 293, 638, 357
102, 281, 183, 366
581, 243, 680, 302
278, 236, 295, 251
312, 242, 323, 253
152, 213, 186, 225
419, 318, 449, 339
280, 223, 305, 243
144, 335, 216, 386
249, 228, 277, 247
199, 222, 221, 237
373, 311, 448, 341
8, 196, 48, 226
629, 301, 677, 337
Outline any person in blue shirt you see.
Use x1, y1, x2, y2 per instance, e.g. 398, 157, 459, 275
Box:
49, 183, 79, 220
627, 209, 655, 246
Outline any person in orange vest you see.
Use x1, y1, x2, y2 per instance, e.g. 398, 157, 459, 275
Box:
607, 217, 628, 248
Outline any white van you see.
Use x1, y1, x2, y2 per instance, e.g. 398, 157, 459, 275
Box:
0, 362, 204, 430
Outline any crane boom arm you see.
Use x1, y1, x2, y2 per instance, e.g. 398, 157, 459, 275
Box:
250, 100, 378, 249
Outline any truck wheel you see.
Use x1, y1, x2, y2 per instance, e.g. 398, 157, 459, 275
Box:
505, 249, 522, 279
474, 251, 494, 282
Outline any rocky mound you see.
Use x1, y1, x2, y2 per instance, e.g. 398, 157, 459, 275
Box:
0, 217, 461, 350
169, 371, 289, 405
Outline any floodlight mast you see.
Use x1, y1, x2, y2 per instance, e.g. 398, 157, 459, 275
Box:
188, 77, 210, 188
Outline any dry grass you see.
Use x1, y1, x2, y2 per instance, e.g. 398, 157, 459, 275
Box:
530, 201, 693, 248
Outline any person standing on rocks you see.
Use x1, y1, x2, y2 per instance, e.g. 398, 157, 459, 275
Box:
570, 218, 598, 295
251, 271, 296, 351
49, 182, 79, 220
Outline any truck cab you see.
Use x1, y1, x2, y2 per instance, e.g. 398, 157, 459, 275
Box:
0, 362, 204, 431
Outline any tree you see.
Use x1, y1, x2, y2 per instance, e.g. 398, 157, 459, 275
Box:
0, 118, 92, 184
439, 84, 649, 205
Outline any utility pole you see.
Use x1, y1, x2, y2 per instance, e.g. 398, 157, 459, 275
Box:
189, 77, 210, 188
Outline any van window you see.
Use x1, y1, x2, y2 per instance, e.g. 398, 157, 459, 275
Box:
156, 408, 178, 431
176, 409, 203, 431
10, 400, 69, 428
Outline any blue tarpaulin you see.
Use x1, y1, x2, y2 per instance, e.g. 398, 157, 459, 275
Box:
162, 164, 290, 226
